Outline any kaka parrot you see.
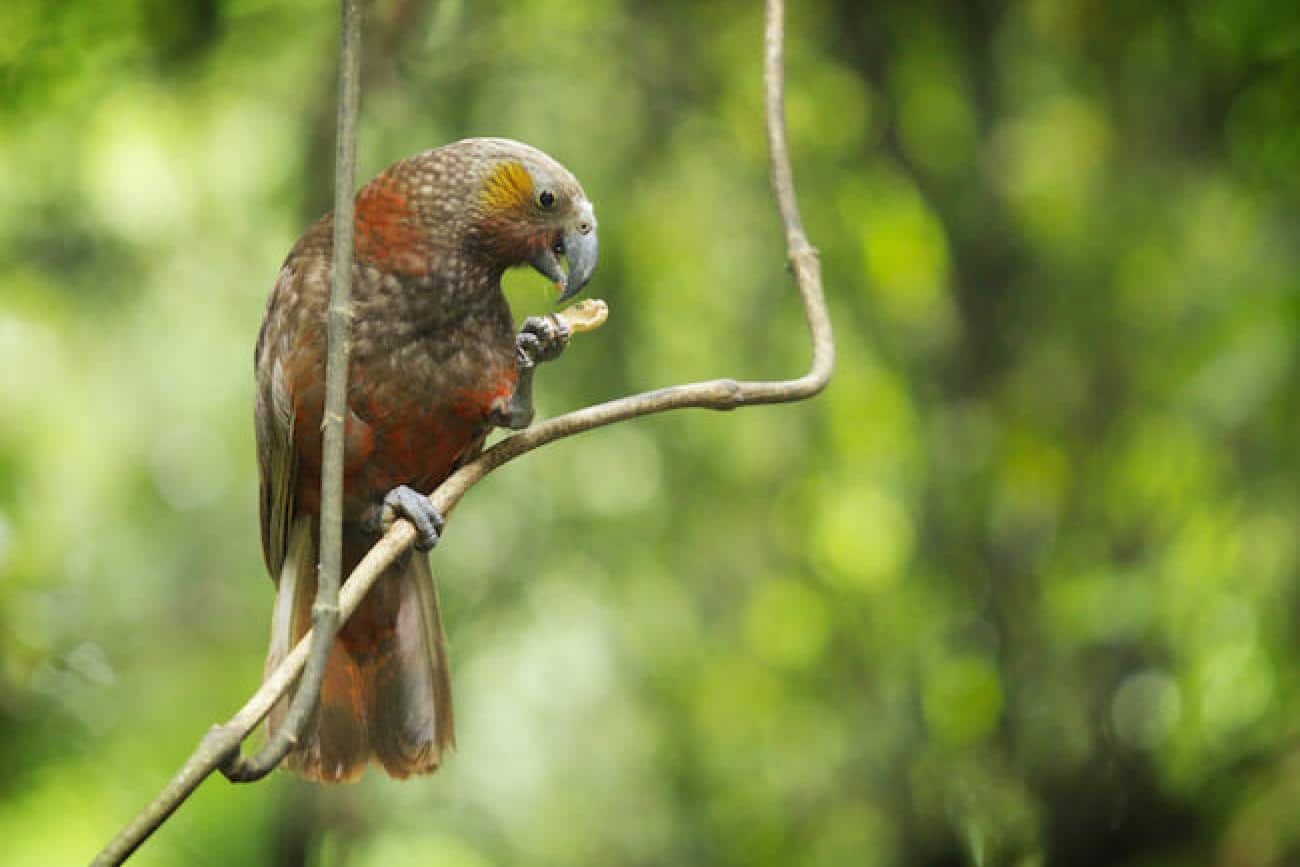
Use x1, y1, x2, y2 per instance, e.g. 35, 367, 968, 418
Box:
254, 138, 597, 781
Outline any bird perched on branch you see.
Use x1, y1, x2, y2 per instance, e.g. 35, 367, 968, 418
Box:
254, 138, 597, 781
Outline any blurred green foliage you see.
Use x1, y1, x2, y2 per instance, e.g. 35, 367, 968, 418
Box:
1, 0, 1298, 865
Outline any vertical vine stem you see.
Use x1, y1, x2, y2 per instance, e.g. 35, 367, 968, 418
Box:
90, 1, 362, 862
88, 0, 831, 863
217, 0, 363, 785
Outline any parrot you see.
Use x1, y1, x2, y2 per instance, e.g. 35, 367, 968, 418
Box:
253, 138, 597, 782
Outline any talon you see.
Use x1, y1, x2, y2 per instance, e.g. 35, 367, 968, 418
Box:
518, 315, 570, 365
381, 485, 443, 551
516, 332, 543, 369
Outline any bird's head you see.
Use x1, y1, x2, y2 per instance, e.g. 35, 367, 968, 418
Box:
468, 139, 597, 301
360, 138, 597, 301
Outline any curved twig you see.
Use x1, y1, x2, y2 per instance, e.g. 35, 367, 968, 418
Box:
89, 0, 831, 863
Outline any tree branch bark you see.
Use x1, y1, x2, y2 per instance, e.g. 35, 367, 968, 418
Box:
218, 0, 363, 785
90, 0, 831, 862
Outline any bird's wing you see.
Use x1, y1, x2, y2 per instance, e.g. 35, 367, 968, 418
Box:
255, 271, 301, 582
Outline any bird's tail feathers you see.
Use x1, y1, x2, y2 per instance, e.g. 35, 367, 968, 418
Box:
263, 516, 454, 782
369, 551, 456, 777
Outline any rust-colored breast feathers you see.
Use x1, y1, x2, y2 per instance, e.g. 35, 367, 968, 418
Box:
355, 176, 428, 277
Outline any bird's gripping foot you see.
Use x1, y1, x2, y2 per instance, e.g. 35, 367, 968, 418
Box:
365, 485, 444, 551
501, 315, 572, 430
517, 314, 571, 367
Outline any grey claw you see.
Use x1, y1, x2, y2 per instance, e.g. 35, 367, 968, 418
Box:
518, 315, 570, 365
517, 332, 543, 369
381, 485, 443, 551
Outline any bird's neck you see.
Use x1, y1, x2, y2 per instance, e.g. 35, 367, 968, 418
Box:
349, 264, 516, 394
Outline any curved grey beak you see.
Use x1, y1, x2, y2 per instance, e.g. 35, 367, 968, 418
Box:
529, 201, 598, 302
557, 219, 597, 302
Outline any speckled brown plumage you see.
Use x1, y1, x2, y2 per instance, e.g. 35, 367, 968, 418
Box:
254, 138, 595, 781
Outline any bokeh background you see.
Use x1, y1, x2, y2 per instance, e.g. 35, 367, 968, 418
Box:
3, 0, 1299, 864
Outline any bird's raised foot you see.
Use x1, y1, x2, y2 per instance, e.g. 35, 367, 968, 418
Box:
497, 316, 572, 430
517, 314, 571, 369
369, 485, 444, 551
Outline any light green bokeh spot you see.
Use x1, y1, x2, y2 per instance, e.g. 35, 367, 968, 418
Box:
744, 578, 831, 670
923, 655, 1004, 746
813, 481, 915, 593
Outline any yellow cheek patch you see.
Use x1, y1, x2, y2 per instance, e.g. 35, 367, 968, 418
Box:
481, 160, 535, 212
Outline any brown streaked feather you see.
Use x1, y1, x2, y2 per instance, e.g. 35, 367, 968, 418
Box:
266, 516, 369, 783
264, 515, 312, 696
369, 551, 456, 777
255, 271, 300, 579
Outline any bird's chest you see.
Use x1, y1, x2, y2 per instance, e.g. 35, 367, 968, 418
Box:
291, 352, 516, 518
285, 265, 519, 514
342, 323, 517, 486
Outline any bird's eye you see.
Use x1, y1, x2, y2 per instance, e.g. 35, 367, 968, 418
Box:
538, 190, 556, 209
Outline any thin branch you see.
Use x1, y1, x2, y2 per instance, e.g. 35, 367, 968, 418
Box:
90, 0, 362, 861
218, 0, 363, 784
89, 0, 831, 862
